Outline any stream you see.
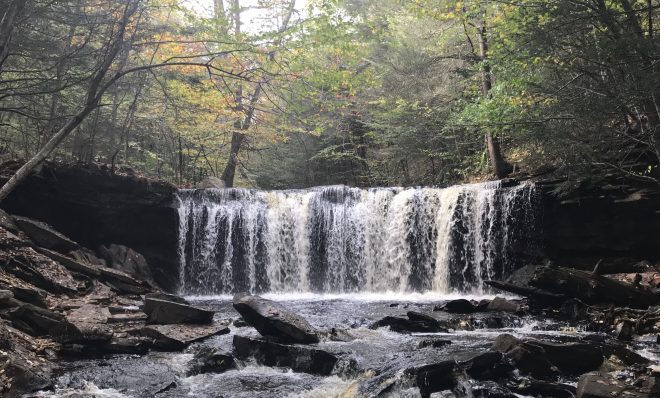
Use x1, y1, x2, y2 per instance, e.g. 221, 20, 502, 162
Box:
36, 293, 660, 398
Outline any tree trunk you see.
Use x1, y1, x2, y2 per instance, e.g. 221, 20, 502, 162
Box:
0, 0, 140, 203
218, 0, 295, 187
220, 131, 245, 188
477, 21, 510, 179
486, 133, 510, 179
0, 0, 26, 71
0, 104, 97, 201
529, 266, 659, 309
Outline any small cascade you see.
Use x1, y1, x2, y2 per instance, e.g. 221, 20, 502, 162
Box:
177, 182, 538, 295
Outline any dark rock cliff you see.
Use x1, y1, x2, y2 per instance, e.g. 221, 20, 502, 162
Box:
0, 161, 180, 291
539, 180, 660, 271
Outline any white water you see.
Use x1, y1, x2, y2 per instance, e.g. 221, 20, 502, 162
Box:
177, 182, 537, 295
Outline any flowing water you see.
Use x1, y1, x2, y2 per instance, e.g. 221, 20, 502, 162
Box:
177, 182, 538, 295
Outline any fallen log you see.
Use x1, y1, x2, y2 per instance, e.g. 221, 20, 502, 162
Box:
485, 280, 566, 302
529, 266, 659, 309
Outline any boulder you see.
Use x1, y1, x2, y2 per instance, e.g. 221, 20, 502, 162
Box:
370, 312, 448, 334
436, 299, 476, 314
491, 334, 604, 377
232, 294, 319, 344
485, 297, 521, 313
577, 373, 659, 398
97, 244, 155, 286
491, 334, 558, 379
233, 334, 339, 375
140, 323, 229, 350
527, 340, 604, 375
143, 297, 214, 325
460, 352, 513, 380
13, 216, 79, 253
407, 360, 457, 397
186, 347, 235, 376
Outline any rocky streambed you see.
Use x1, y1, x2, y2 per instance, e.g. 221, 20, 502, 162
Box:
17, 291, 659, 398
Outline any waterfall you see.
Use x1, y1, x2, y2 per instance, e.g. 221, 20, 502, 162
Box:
177, 182, 538, 295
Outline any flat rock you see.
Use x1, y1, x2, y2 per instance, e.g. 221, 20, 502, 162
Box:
4, 299, 67, 336
52, 305, 113, 344
143, 297, 214, 324
140, 323, 229, 350
232, 293, 319, 344
35, 246, 147, 294
52, 356, 177, 397
14, 216, 79, 253
233, 334, 339, 375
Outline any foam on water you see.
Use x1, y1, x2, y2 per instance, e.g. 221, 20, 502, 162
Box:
185, 291, 513, 302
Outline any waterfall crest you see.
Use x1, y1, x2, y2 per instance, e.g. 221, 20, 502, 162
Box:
177, 182, 538, 295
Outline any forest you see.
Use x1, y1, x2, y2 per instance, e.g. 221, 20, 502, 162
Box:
3, 1, 660, 398
2, 0, 659, 191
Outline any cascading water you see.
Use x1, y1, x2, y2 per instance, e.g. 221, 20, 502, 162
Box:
177, 182, 538, 295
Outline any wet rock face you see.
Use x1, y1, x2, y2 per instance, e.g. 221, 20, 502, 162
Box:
13, 216, 80, 253
233, 335, 339, 375
0, 161, 179, 291
232, 294, 319, 344
541, 184, 660, 270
